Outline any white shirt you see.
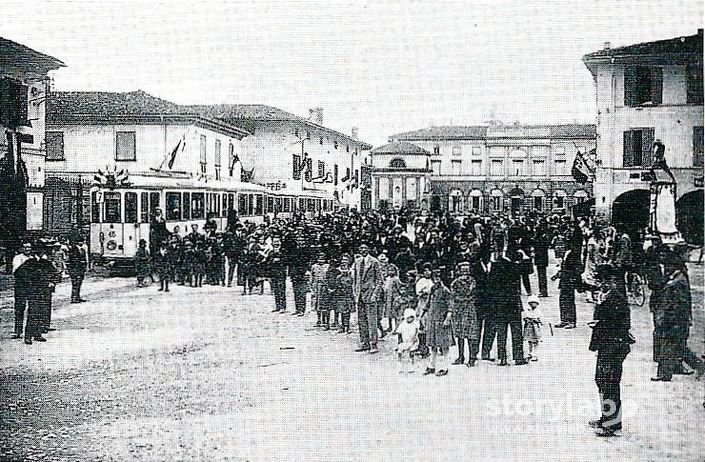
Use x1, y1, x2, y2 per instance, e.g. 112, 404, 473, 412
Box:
12, 254, 30, 275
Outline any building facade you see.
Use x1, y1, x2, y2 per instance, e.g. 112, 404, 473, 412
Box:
0, 37, 64, 247
44, 91, 249, 235
378, 124, 596, 215
583, 30, 704, 243
370, 141, 431, 211
185, 105, 373, 210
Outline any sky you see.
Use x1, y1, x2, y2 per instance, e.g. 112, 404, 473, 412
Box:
1, 0, 702, 146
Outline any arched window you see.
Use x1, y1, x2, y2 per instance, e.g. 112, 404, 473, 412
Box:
389, 158, 406, 168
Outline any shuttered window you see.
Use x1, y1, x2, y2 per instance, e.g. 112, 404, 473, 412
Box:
687, 65, 704, 105
46, 131, 65, 161
694, 126, 704, 167
115, 132, 136, 161
624, 66, 662, 107
623, 128, 655, 167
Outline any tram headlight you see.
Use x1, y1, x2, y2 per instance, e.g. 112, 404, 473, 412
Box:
106, 240, 117, 251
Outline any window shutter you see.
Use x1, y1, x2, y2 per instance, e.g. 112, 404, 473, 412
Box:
624, 66, 637, 107
694, 126, 704, 167
641, 128, 655, 166
623, 130, 634, 167
650, 67, 663, 105
687, 65, 704, 104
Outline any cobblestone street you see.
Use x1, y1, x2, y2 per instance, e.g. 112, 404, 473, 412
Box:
1, 262, 704, 461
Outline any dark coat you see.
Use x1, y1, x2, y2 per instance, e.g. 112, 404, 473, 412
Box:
67, 244, 87, 275
533, 233, 550, 268
651, 272, 691, 362
589, 289, 631, 355
491, 257, 523, 321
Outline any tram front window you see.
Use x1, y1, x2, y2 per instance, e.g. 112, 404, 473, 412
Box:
104, 192, 122, 223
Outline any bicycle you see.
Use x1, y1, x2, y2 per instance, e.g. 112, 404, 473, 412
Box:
624, 269, 646, 306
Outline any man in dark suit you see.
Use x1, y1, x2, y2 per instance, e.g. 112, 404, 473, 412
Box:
589, 264, 632, 437
533, 225, 551, 297
353, 243, 384, 354
67, 234, 88, 303
11, 241, 33, 339
492, 249, 528, 366
472, 256, 499, 362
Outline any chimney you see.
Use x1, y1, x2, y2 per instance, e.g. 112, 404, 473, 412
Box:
351, 127, 359, 140
309, 107, 323, 125
603, 41, 611, 50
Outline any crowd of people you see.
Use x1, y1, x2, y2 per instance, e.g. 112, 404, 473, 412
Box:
8, 205, 703, 436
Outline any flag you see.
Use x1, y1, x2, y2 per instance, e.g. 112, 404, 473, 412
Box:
167, 138, 182, 169
229, 152, 240, 176
572, 150, 589, 185
313, 172, 333, 184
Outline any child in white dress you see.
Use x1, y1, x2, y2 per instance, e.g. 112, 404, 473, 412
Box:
523, 295, 543, 361
394, 308, 420, 373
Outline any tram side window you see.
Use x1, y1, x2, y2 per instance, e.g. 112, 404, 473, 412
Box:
283, 197, 291, 212
222, 193, 228, 218
248, 194, 254, 216
183, 192, 191, 220
228, 193, 235, 213
140, 192, 149, 222
150, 192, 160, 219
191, 192, 205, 219
299, 198, 305, 211
255, 194, 263, 216
238, 194, 247, 215
104, 192, 122, 223
91, 191, 100, 222
166, 192, 181, 221
275, 197, 282, 213
267, 196, 273, 213
125, 192, 138, 223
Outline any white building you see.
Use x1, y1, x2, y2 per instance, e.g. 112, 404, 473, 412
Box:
583, 30, 704, 243
0, 37, 64, 243
44, 90, 249, 234
382, 124, 596, 215
184, 105, 373, 210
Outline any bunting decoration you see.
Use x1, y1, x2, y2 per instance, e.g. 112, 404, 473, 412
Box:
93, 166, 131, 190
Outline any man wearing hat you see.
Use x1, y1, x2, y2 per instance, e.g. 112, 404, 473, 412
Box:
67, 234, 88, 304
24, 239, 61, 344
588, 264, 632, 437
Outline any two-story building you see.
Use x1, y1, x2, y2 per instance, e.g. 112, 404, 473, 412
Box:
0, 37, 64, 248
184, 105, 373, 210
583, 30, 703, 243
44, 90, 250, 235
379, 123, 596, 215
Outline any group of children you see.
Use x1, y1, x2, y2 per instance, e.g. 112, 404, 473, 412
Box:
309, 251, 545, 373
135, 234, 229, 292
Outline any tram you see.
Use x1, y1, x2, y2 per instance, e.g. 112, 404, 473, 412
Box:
89, 172, 336, 267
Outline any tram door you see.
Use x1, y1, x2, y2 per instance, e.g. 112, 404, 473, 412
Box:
122, 191, 140, 256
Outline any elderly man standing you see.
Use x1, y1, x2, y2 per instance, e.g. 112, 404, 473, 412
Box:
353, 243, 383, 354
